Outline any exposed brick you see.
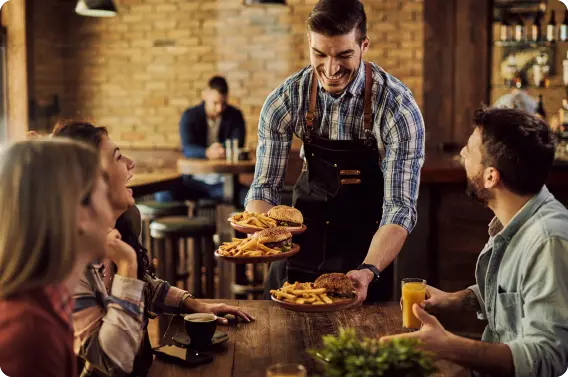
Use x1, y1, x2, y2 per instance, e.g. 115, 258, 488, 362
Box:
30, 0, 424, 151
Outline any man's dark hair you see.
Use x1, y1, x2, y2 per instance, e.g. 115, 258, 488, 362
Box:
208, 76, 229, 96
307, 0, 367, 44
474, 107, 555, 196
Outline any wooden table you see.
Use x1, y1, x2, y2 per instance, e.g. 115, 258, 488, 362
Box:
148, 300, 468, 377
128, 172, 181, 198
177, 159, 256, 207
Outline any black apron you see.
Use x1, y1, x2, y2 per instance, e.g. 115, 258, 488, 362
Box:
265, 62, 393, 302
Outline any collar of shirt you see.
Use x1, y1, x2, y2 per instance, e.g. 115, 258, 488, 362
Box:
44, 284, 73, 329
487, 186, 552, 241
317, 60, 366, 99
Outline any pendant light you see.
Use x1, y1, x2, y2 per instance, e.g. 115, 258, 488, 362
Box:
75, 0, 118, 17
243, 0, 286, 5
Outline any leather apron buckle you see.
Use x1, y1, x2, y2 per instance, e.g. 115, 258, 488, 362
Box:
340, 178, 362, 185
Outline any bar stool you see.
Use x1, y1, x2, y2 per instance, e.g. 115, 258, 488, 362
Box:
149, 216, 217, 298
196, 198, 221, 221
137, 201, 189, 272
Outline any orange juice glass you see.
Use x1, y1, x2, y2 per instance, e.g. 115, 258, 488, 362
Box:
401, 278, 427, 329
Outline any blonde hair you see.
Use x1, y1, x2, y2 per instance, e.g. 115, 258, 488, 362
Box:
0, 139, 100, 298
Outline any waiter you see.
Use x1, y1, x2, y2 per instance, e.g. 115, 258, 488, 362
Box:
245, 0, 425, 303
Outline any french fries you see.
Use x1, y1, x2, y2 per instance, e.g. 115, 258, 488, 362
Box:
229, 211, 277, 230
217, 237, 282, 258
270, 281, 340, 305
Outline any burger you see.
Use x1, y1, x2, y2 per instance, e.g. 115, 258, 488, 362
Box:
252, 227, 293, 252
267, 205, 304, 228
314, 273, 356, 300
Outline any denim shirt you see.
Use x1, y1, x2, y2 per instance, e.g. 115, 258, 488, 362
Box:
468, 186, 568, 377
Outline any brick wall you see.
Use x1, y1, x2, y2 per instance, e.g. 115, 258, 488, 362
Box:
29, 0, 423, 152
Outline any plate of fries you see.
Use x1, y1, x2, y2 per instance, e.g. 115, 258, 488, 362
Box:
229, 211, 307, 235
270, 282, 356, 312
214, 238, 300, 264
229, 211, 277, 233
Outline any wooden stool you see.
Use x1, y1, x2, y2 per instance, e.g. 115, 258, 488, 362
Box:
149, 216, 217, 298
196, 198, 221, 221
137, 201, 188, 272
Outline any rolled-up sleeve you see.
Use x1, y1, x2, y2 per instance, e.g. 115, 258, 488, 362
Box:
506, 238, 568, 377
144, 273, 192, 318
380, 91, 425, 233
244, 86, 293, 207
467, 284, 487, 320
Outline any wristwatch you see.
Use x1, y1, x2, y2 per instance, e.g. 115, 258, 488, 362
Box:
357, 263, 380, 284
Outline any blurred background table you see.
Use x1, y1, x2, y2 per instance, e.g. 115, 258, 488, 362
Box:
177, 159, 256, 208
128, 172, 181, 198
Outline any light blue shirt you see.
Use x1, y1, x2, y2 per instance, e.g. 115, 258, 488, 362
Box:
469, 186, 568, 377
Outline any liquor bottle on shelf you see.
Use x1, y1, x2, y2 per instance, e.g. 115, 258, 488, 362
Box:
547, 10, 557, 42
537, 95, 546, 119
531, 8, 543, 42
561, 99, 568, 136
535, 53, 550, 88
561, 10, 568, 41
514, 15, 525, 42
500, 13, 512, 41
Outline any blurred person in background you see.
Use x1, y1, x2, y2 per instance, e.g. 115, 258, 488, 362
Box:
155, 76, 247, 204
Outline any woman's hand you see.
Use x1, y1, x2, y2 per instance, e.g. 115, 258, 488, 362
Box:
185, 300, 255, 325
106, 229, 138, 277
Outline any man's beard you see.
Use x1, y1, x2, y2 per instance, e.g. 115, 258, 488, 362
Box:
465, 172, 492, 206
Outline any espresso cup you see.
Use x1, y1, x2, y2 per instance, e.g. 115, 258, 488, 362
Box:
184, 313, 218, 346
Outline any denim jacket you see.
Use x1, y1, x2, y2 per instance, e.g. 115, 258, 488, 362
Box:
469, 186, 568, 377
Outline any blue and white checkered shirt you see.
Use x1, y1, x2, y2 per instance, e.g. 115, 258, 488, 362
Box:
245, 61, 425, 233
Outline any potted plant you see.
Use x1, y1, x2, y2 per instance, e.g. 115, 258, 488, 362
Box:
308, 328, 437, 377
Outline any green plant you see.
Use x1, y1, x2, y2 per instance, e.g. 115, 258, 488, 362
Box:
308, 328, 437, 377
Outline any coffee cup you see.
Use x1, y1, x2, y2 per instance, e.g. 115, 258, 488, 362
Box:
184, 313, 218, 346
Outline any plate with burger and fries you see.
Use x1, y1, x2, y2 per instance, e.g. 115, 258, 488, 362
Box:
270, 273, 357, 312
228, 205, 307, 235
215, 228, 300, 264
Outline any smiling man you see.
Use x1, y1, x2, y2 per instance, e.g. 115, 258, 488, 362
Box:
245, 0, 425, 303
382, 108, 568, 377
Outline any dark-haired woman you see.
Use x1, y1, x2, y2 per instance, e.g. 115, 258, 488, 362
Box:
53, 122, 253, 377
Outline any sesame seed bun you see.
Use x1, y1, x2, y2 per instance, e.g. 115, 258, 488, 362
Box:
267, 205, 303, 226
252, 227, 292, 244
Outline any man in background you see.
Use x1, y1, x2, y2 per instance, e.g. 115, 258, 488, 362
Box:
156, 76, 246, 202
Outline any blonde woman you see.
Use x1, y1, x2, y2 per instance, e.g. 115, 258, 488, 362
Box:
0, 139, 114, 377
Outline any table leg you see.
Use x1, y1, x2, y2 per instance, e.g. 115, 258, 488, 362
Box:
223, 173, 240, 207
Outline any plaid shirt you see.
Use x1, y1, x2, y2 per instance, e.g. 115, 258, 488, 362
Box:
245, 61, 425, 232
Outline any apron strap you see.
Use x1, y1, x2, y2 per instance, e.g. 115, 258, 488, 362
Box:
305, 62, 374, 144
363, 61, 373, 131
306, 70, 318, 130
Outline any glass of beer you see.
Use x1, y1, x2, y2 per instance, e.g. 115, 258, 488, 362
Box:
266, 364, 307, 377
401, 278, 427, 329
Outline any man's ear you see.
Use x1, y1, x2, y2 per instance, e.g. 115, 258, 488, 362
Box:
361, 36, 370, 54
484, 167, 500, 189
